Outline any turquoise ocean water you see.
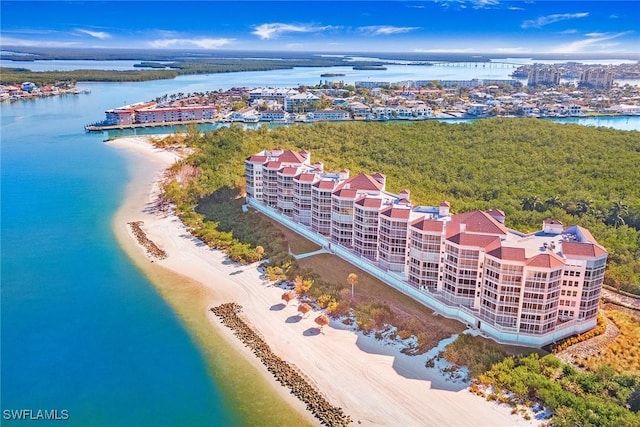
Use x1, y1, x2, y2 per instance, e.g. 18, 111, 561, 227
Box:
1, 64, 638, 426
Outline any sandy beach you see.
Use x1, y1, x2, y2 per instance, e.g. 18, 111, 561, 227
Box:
109, 136, 538, 426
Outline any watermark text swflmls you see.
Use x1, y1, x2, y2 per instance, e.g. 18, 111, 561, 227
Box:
3, 409, 69, 421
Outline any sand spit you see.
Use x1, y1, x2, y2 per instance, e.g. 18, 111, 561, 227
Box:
109, 135, 538, 427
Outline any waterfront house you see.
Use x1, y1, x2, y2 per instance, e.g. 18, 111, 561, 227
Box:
306, 109, 350, 121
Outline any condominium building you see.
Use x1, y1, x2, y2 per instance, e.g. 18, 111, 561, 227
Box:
528, 67, 561, 86
579, 68, 615, 89
245, 149, 608, 347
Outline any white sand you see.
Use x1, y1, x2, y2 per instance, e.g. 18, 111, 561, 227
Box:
108, 136, 538, 427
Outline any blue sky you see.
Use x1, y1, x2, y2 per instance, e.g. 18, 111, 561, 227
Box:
1, 1, 638, 55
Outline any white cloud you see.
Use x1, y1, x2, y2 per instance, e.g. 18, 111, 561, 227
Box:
251, 23, 331, 40
559, 29, 578, 34
149, 38, 234, 49
358, 26, 420, 36
521, 12, 589, 29
76, 29, 111, 39
434, 0, 501, 10
550, 31, 633, 53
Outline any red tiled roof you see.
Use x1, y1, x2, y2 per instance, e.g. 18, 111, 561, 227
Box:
341, 172, 384, 191
380, 206, 411, 220
355, 197, 383, 208
526, 252, 565, 269
410, 218, 444, 233
446, 211, 508, 238
264, 161, 282, 169
333, 188, 359, 198
487, 247, 526, 262
277, 150, 306, 164
447, 233, 501, 251
279, 167, 298, 175
295, 173, 316, 183
562, 242, 607, 258
247, 155, 268, 163
440, 201, 451, 207
544, 219, 563, 225
486, 208, 505, 217
313, 180, 336, 190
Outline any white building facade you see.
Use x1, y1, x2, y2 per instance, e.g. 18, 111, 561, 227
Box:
245, 149, 608, 347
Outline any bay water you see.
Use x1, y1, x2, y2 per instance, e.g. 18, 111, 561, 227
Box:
1, 64, 638, 426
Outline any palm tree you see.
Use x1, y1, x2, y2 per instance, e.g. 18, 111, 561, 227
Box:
347, 273, 358, 300
521, 195, 541, 212
254, 246, 264, 262
545, 195, 563, 210
576, 198, 593, 216
606, 201, 629, 228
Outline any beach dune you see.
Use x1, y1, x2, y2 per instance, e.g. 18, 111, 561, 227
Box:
109, 136, 536, 426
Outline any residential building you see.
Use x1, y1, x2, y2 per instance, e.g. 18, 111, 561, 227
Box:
284, 92, 320, 113
307, 109, 350, 121
245, 149, 608, 347
579, 68, 615, 89
528, 67, 561, 86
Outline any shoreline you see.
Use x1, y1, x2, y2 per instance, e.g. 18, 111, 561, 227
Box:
108, 136, 315, 426
87, 113, 640, 132
108, 135, 537, 426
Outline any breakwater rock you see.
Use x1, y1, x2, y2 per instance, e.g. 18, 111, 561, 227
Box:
211, 302, 352, 426
128, 221, 167, 260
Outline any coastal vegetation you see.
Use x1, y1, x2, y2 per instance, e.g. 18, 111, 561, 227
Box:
160, 119, 640, 295
474, 353, 640, 426
0, 55, 382, 85
0, 67, 180, 85
155, 118, 640, 425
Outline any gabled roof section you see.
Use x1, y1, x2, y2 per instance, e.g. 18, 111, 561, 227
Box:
447, 210, 508, 238
264, 161, 282, 169
340, 172, 384, 192
355, 196, 383, 209
562, 241, 608, 258
410, 218, 444, 233
447, 233, 501, 251
380, 206, 412, 220
526, 252, 565, 269
295, 173, 316, 183
278, 167, 298, 176
277, 149, 306, 164
313, 180, 336, 190
247, 155, 268, 163
333, 188, 359, 199
487, 247, 526, 262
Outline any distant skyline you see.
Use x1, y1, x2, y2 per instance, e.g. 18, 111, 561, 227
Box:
1, 1, 639, 55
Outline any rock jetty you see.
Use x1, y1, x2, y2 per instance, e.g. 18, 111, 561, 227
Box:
211, 302, 352, 426
128, 221, 167, 260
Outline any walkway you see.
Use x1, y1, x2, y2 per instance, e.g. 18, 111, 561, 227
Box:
291, 247, 331, 260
